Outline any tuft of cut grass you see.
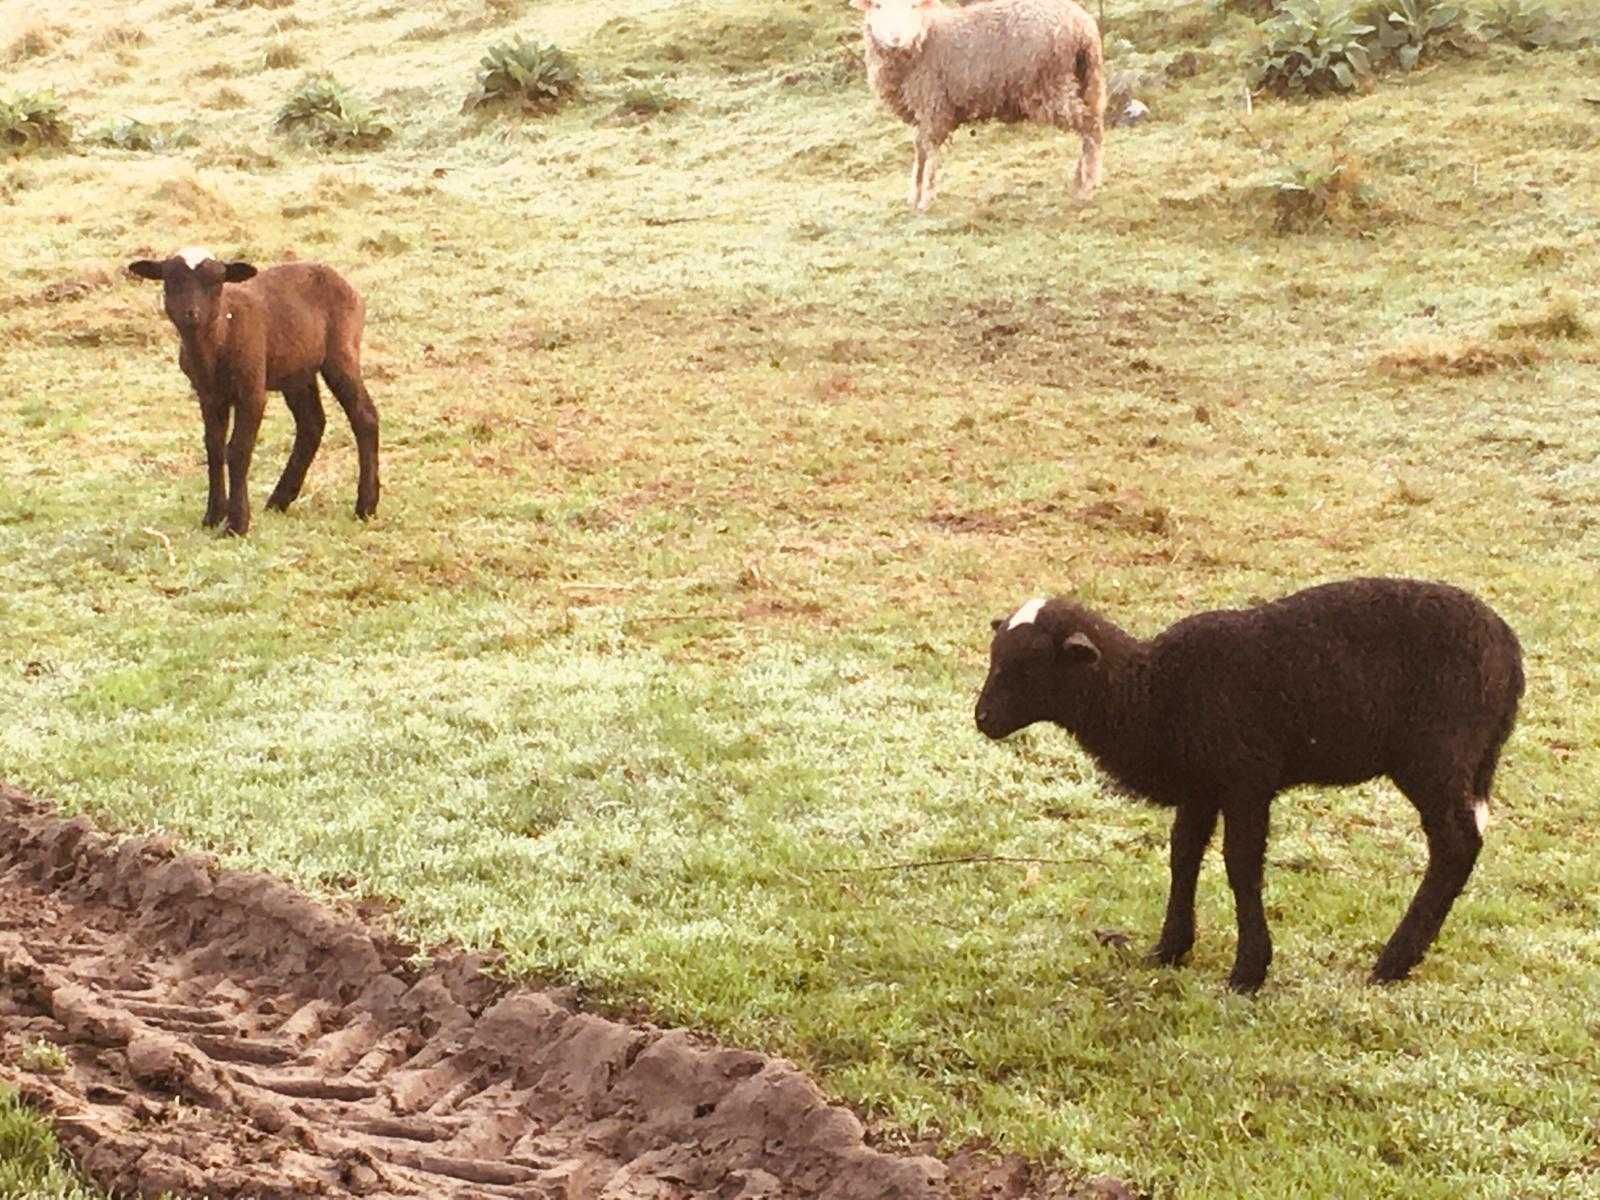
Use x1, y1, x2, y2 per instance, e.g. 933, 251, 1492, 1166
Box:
205, 85, 249, 109
4, 24, 64, 64
1495, 295, 1592, 342
610, 85, 686, 122
1376, 337, 1545, 376
1262, 150, 1380, 233
92, 24, 149, 51
261, 39, 303, 70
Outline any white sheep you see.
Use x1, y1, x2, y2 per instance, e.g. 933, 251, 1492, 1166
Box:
852, 0, 1107, 210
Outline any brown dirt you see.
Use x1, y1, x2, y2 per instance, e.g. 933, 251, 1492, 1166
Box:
0, 785, 1122, 1199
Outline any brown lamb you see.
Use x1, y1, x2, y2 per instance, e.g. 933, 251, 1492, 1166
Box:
975, 578, 1525, 993
853, 0, 1106, 210
128, 248, 380, 537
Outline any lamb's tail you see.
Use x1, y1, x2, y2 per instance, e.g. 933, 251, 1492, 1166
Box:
1473, 625, 1525, 800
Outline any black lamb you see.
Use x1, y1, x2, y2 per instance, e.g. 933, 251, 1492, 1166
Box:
974, 577, 1524, 992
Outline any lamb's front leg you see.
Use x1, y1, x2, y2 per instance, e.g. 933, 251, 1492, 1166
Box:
223, 391, 265, 537
200, 400, 228, 528
1149, 800, 1219, 967
920, 142, 940, 210
908, 134, 927, 208
1221, 797, 1273, 993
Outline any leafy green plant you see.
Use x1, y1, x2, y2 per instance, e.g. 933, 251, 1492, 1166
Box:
274, 75, 392, 149
1250, 0, 1375, 94
88, 117, 197, 152
1363, 0, 1467, 69
1477, 0, 1590, 49
18, 1040, 69, 1074
463, 38, 580, 113
0, 91, 72, 156
1212, 0, 1278, 17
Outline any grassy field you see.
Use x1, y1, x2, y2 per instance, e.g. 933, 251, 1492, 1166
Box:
3, 0, 1599, 1195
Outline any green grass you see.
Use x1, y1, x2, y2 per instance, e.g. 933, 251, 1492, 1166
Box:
1, 0, 1598, 1196
0, 1091, 107, 1200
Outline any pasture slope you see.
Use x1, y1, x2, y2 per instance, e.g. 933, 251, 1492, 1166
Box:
2, 0, 1598, 1196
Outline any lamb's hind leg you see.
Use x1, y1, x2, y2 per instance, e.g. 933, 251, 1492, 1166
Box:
1073, 126, 1103, 200
266, 375, 326, 513
321, 357, 380, 520
1063, 109, 1103, 201
1371, 772, 1483, 984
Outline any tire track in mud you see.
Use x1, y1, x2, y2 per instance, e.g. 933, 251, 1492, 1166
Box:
0, 786, 1120, 1199
0, 786, 957, 1199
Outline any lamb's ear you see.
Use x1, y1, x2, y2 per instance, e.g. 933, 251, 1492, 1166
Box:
990, 617, 1005, 632
849, 0, 869, 10
1062, 631, 1101, 666
128, 260, 165, 281
223, 262, 258, 283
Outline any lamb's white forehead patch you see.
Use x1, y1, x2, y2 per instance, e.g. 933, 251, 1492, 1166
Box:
177, 246, 214, 270
1006, 597, 1048, 630
1473, 800, 1490, 835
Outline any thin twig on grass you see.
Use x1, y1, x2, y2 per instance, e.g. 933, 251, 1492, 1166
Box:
141, 526, 175, 567
813, 853, 1097, 874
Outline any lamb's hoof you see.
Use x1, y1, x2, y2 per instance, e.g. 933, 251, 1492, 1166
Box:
264, 493, 292, 512
1368, 957, 1414, 985
355, 505, 376, 522
1146, 941, 1191, 968
1226, 957, 1269, 993
201, 512, 224, 529
1225, 971, 1265, 995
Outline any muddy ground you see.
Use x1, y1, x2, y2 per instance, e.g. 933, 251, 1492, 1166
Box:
0, 786, 1128, 1199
